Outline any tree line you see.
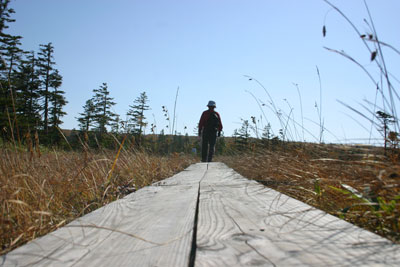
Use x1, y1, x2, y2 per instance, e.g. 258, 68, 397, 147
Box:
0, 0, 273, 156
76, 85, 151, 144
0, 0, 192, 152
0, 0, 153, 147
0, 0, 66, 144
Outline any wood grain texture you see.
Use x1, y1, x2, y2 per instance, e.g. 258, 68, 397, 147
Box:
195, 162, 400, 267
3, 162, 400, 267
1, 163, 207, 267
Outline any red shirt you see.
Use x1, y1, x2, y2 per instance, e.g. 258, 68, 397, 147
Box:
198, 109, 223, 135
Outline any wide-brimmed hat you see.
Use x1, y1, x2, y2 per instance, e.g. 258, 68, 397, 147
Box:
207, 100, 216, 107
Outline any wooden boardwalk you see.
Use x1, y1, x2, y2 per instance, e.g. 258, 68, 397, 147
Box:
1, 162, 399, 266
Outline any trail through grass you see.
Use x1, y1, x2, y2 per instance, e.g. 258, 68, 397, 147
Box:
0, 147, 196, 254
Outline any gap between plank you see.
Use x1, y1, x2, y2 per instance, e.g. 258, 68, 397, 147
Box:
188, 164, 208, 267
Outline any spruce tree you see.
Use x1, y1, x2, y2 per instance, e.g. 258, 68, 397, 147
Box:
92, 82, 116, 133
0, 0, 14, 34
0, 1, 22, 142
1, 36, 23, 143
25, 51, 41, 128
38, 42, 57, 133
13, 51, 41, 133
48, 69, 66, 132
127, 92, 150, 143
376, 111, 396, 155
0, 0, 18, 74
0, 35, 23, 80
261, 123, 272, 146
234, 120, 250, 150
77, 99, 96, 131
111, 114, 120, 133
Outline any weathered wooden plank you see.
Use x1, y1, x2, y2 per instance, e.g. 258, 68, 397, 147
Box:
195, 162, 400, 266
4, 162, 400, 267
1, 163, 206, 267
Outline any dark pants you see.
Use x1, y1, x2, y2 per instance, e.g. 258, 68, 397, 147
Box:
202, 131, 217, 162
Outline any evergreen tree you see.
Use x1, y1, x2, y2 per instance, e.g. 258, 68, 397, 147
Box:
25, 51, 41, 128
38, 42, 58, 133
77, 98, 95, 131
13, 51, 41, 132
234, 120, 250, 150
376, 111, 396, 154
262, 123, 272, 140
238, 120, 250, 141
126, 91, 150, 143
0, 0, 14, 34
0, 1, 21, 142
48, 69, 66, 131
0, 36, 23, 142
0, 75, 11, 141
261, 123, 272, 146
111, 114, 120, 133
0, 0, 18, 76
92, 82, 116, 133
0, 35, 23, 80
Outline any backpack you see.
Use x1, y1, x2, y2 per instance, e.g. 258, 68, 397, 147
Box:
205, 111, 220, 132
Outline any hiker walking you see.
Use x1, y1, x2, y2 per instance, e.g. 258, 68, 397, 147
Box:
198, 100, 223, 162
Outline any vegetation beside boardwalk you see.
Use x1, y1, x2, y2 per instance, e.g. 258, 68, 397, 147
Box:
0, 142, 196, 254
219, 140, 400, 244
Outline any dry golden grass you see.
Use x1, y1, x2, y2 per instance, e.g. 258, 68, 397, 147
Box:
219, 143, 400, 243
0, 147, 196, 254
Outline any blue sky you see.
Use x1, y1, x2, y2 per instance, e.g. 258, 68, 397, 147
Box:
7, 0, 400, 144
